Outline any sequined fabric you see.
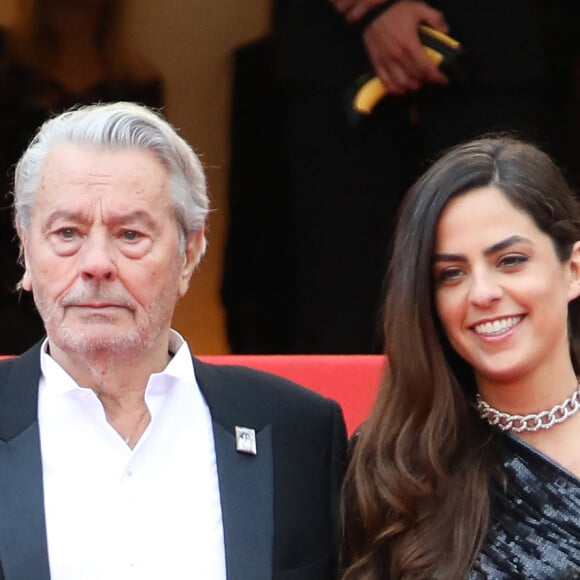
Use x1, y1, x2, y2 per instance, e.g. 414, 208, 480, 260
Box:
470, 434, 580, 579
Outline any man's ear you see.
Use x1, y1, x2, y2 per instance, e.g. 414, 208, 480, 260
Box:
16, 225, 32, 292
567, 241, 580, 302
177, 228, 205, 298
21, 269, 33, 292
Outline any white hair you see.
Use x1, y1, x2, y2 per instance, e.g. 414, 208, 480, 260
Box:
14, 101, 209, 257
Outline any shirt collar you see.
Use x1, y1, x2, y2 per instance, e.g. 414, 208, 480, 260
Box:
40, 329, 196, 395
160, 329, 196, 384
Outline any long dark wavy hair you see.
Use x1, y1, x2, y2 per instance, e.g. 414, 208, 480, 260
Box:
340, 137, 580, 579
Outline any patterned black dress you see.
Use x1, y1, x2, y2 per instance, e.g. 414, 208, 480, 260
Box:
470, 434, 580, 579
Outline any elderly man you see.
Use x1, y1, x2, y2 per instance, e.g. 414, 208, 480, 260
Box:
0, 102, 347, 580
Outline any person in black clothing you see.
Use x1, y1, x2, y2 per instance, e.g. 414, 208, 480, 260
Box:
223, 0, 580, 354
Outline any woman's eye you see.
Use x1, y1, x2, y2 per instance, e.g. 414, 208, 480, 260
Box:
498, 254, 527, 268
435, 267, 464, 284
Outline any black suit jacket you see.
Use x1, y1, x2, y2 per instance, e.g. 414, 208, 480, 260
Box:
0, 344, 347, 579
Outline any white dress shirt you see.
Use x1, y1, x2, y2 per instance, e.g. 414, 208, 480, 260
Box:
38, 331, 226, 580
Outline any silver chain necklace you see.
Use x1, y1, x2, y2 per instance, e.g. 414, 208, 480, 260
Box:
475, 382, 580, 433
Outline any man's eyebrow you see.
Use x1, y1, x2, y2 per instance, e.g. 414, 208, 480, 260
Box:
432, 235, 533, 264
43, 209, 158, 230
107, 210, 157, 229
43, 210, 86, 229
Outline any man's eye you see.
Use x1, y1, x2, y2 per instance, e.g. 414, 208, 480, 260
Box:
122, 230, 141, 241
59, 228, 77, 239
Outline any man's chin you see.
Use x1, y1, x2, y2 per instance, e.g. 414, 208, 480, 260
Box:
50, 328, 144, 357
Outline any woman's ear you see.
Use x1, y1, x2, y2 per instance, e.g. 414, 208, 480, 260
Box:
567, 241, 580, 301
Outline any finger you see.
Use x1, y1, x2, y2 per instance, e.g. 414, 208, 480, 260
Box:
412, 44, 450, 84
389, 34, 430, 85
382, 60, 420, 95
427, 68, 449, 85
345, 7, 361, 23
418, 5, 449, 34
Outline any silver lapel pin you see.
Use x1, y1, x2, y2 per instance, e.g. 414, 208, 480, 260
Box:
235, 426, 257, 455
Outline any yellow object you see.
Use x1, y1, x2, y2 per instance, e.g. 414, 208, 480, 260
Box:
419, 24, 461, 49
352, 25, 462, 114
352, 77, 387, 115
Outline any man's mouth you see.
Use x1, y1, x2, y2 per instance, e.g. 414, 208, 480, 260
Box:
72, 303, 122, 308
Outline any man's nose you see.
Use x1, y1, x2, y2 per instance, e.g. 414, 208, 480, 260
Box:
79, 234, 118, 282
468, 270, 503, 307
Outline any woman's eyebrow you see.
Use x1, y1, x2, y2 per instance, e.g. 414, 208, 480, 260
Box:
483, 235, 532, 256
432, 235, 532, 264
432, 251, 466, 264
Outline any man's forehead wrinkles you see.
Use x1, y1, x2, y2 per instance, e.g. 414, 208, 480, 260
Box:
85, 170, 116, 186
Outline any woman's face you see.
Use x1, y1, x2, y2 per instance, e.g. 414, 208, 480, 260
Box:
432, 186, 580, 389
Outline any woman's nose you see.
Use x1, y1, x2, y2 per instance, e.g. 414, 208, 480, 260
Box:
468, 271, 503, 307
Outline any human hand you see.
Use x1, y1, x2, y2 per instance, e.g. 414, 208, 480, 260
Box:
330, 0, 388, 23
363, 1, 449, 95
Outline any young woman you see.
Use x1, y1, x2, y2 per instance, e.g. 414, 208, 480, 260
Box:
341, 137, 580, 579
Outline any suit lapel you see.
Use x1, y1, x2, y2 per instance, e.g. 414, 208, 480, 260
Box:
0, 425, 50, 580
194, 358, 274, 580
0, 345, 50, 580
213, 423, 273, 580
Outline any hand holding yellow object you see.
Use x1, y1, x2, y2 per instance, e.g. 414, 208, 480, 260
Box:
353, 25, 462, 114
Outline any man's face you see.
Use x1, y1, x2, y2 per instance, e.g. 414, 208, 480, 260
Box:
20, 144, 200, 360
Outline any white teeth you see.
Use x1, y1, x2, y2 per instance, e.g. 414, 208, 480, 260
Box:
473, 316, 522, 336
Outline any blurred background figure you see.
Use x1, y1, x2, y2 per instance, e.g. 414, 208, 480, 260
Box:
221, 36, 296, 354
0, 0, 163, 354
223, 0, 580, 354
